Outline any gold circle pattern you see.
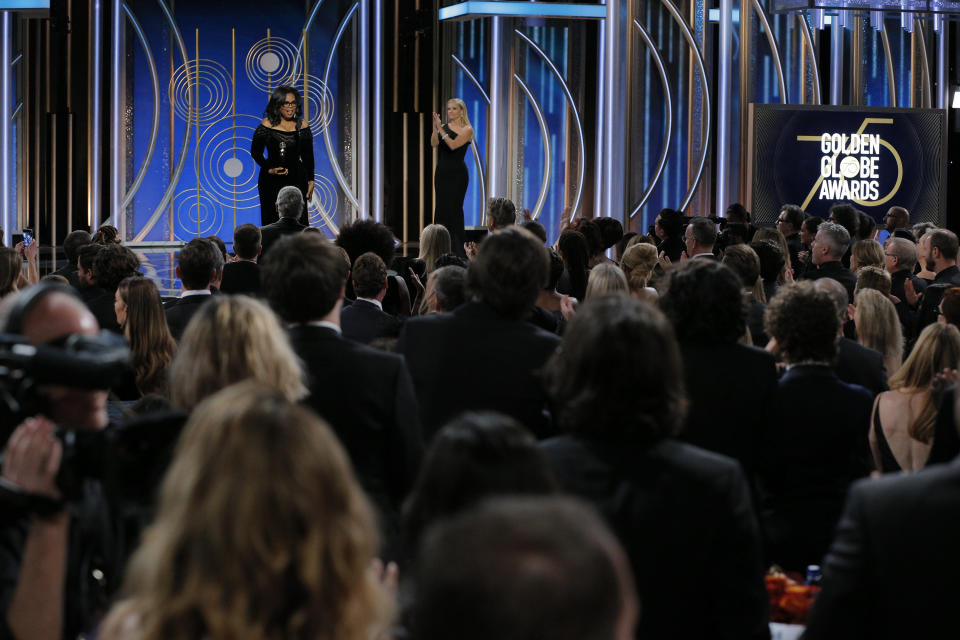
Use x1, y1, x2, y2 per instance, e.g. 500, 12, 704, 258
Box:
169, 58, 233, 126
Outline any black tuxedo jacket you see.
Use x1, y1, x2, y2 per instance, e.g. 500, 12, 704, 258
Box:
395, 301, 561, 440
758, 365, 873, 571
785, 232, 803, 273
340, 299, 401, 344
50, 263, 81, 289
164, 293, 214, 340
259, 217, 306, 258
912, 265, 960, 337
219, 260, 261, 296
85, 289, 122, 334
835, 337, 888, 396
801, 260, 858, 302
289, 325, 422, 553
805, 457, 960, 638
679, 342, 777, 477
541, 435, 769, 640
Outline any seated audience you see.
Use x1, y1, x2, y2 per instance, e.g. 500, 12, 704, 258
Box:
263, 233, 422, 558
418, 264, 466, 315
654, 208, 686, 262
751, 239, 785, 303
99, 383, 392, 640
854, 265, 892, 298
722, 244, 768, 346
556, 229, 589, 301
659, 260, 777, 476
76, 243, 104, 302
540, 295, 769, 639
413, 497, 637, 640
50, 229, 91, 288
337, 219, 411, 317
619, 242, 659, 303
88, 243, 142, 333
341, 252, 402, 344
753, 227, 791, 283
113, 276, 177, 398
853, 288, 903, 378
802, 221, 857, 302
164, 238, 223, 340
869, 322, 960, 473
805, 388, 960, 638
417, 223, 451, 274
776, 204, 805, 269
815, 278, 889, 395
397, 227, 560, 439
402, 412, 557, 561
168, 295, 307, 412
218, 223, 261, 295
259, 185, 306, 257
850, 238, 884, 272
584, 262, 628, 299
759, 282, 873, 570
486, 196, 517, 232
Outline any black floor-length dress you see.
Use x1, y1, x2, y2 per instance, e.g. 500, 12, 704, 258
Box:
434, 124, 469, 254
251, 123, 315, 226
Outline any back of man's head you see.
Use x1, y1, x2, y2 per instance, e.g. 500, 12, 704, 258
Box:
433, 265, 467, 312
77, 243, 102, 275
336, 219, 396, 266
63, 230, 92, 265
829, 203, 860, 239
721, 244, 761, 289
813, 277, 850, 324
886, 237, 917, 272
352, 252, 388, 298
233, 224, 262, 260
263, 233, 348, 322
93, 244, 142, 292
466, 227, 549, 320
780, 204, 805, 232
595, 218, 624, 250
689, 217, 717, 249
521, 220, 547, 244
177, 238, 223, 291
414, 496, 636, 640
766, 281, 839, 364
887, 206, 910, 229
276, 185, 304, 219
488, 197, 517, 230
725, 203, 750, 225
929, 229, 959, 264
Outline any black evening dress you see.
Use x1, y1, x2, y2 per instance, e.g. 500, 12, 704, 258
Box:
251, 123, 315, 226
434, 124, 469, 254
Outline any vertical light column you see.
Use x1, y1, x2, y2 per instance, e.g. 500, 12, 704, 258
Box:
593, 17, 605, 220
830, 17, 843, 105
601, 0, 627, 220
372, 0, 383, 221
109, 0, 123, 234
0, 11, 10, 247
715, 0, 733, 217
487, 16, 514, 212
936, 15, 947, 110
89, 1, 103, 229
359, 0, 370, 219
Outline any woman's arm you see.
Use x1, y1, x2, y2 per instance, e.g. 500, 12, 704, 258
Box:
430, 113, 441, 148
868, 394, 882, 473
250, 122, 270, 169
440, 125, 473, 150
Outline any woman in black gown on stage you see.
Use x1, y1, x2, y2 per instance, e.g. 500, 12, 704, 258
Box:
432, 98, 474, 254
251, 85, 315, 226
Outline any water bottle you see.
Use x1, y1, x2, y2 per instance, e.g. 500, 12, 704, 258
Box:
805, 564, 822, 586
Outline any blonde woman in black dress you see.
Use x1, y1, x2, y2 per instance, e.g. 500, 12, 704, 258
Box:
432, 98, 473, 255
251, 86, 315, 226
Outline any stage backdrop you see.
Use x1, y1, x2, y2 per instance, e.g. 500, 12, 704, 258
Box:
748, 104, 946, 226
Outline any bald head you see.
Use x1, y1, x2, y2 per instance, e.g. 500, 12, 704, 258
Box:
22, 292, 99, 344
885, 237, 917, 274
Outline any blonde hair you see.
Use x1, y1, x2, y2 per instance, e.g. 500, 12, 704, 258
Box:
889, 322, 960, 443
169, 296, 307, 411
100, 382, 391, 640
417, 224, 452, 273
854, 289, 903, 379
852, 239, 884, 272
447, 98, 471, 128
620, 243, 658, 292
753, 227, 791, 282
584, 263, 628, 299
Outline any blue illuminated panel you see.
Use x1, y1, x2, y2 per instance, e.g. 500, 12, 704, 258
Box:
0, 1, 49, 8
439, 2, 606, 21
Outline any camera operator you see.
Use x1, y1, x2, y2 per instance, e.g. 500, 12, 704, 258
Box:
0, 286, 114, 640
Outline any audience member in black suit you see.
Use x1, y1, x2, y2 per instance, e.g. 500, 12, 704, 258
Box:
884, 237, 927, 330
776, 204, 805, 271
759, 282, 873, 571
413, 497, 638, 640
85, 243, 141, 334
259, 185, 306, 258
540, 295, 769, 640
76, 243, 104, 303
336, 219, 412, 317
802, 221, 857, 302
722, 244, 768, 347
805, 389, 960, 638
902, 228, 960, 337
341, 252, 401, 344
828, 203, 861, 268
682, 216, 718, 261
164, 238, 223, 340
418, 264, 466, 315
49, 229, 91, 288
653, 207, 686, 262
219, 223, 261, 296
262, 233, 422, 558
795, 215, 823, 277
397, 227, 560, 440
815, 277, 889, 395
660, 260, 777, 478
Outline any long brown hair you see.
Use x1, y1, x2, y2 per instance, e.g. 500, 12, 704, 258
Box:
118, 277, 176, 395
889, 322, 960, 443
100, 382, 391, 640
0, 247, 21, 297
